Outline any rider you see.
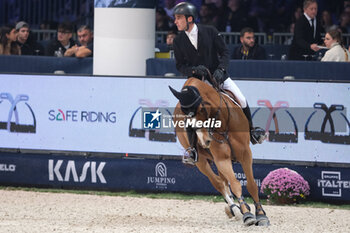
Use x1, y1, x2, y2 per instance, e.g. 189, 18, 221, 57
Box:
172, 2, 266, 157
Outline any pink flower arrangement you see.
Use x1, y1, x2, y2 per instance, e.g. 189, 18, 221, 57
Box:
260, 168, 310, 204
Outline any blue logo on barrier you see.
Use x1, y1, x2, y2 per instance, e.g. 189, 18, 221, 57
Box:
143, 109, 161, 129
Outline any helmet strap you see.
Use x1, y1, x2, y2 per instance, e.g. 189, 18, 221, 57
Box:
185, 16, 194, 32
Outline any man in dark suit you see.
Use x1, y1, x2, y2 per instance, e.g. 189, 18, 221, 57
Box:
289, 0, 324, 60
172, 2, 266, 150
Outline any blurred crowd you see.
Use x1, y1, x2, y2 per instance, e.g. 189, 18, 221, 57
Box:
156, 0, 350, 34
0, 21, 93, 57
1, 0, 350, 61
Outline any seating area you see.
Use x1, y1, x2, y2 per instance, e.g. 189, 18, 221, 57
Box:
1, 52, 350, 81
157, 43, 291, 60
0, 55, 92, 75
146, 58, 350, 81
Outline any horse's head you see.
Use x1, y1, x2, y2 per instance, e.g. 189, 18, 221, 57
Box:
169, 84, 214, 148
169, 85, 202, 117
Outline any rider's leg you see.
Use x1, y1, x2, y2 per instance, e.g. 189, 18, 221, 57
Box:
222, 78, 247, 108
222, 78, 267, 144
183, 126, 198, 165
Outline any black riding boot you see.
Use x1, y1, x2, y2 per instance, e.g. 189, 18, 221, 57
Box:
183, 127, 198, 165
242, 104, 267, 144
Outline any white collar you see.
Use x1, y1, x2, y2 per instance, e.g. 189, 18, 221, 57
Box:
185, 24, 198, 49
185, 24, 198, 37
304, 13, 314, 22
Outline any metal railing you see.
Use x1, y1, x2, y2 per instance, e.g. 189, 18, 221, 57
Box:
220, 32, 267, 45
272, 33, 294, 45
156, 31, 268, 45
31, 29, 57, 41
31, 29, 78, 42
30, 30, 350, 48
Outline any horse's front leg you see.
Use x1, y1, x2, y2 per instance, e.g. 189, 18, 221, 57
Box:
195, 147, 241, 220
217, 171, 242, 220
210, 142, 256, 226
240, 148, 270, 226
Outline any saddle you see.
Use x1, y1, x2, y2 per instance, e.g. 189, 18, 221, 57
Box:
221, 89, 241, 108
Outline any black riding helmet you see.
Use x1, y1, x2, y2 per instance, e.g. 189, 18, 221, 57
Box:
173, 2, 197, 19
173, 2, 197, 30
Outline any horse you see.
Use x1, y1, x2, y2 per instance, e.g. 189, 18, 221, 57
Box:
169, 77, 270, 226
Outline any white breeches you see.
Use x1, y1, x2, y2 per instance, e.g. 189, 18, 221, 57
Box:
222, 78, 247, 108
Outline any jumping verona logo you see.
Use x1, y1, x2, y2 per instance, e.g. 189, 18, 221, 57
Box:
147, 162, 176, 189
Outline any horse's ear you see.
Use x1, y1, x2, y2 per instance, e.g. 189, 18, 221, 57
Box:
169, 86, 182, 100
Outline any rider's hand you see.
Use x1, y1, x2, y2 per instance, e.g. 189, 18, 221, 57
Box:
192, 65, 208, 79
213, 68, 226, 84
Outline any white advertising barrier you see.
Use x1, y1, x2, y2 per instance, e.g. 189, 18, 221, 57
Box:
0, 74, 349, 164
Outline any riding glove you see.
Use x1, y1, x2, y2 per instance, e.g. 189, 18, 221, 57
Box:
213, 68, 226, 84
192, 65, 209, 79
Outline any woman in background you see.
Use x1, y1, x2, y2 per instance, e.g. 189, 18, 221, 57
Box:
321, 29, 350, 62
0, 25, 21, 55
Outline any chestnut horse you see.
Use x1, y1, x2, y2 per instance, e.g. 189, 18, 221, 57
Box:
169, 77, 269, 226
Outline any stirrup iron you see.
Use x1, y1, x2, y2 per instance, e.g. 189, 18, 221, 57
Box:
183, 147, 198, 165
251, 127, 268, 144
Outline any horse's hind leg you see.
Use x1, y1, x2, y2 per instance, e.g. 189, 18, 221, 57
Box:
240, 148, 270, 226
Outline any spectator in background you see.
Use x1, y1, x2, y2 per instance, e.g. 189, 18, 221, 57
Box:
166, 30, 177, 51
0, 25, 20, 55
284, 23, 295, 45
39, 20, 57, 41
338, 11, 350, 33
288, 0, 324, 60
203, 0, 226, 31
64, 25, 93, 58
321, 29, 350, 62
15, 21, 44, 55
225, 0, 251, 32
232, 27, 266, 60
199, 3, 217, 27
321, 10, 337, 32
156, 7, 171, 31
249, 0, 275, 32
273, 0, 295, 32
164, 0, 176, 20
292, 7, 303, 23
45, 22, 76, 56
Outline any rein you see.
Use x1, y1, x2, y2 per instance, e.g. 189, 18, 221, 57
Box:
200, 69, 231, 144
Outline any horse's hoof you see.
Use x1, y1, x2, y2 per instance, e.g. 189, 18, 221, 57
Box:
225, 204, 242, 220
243, 212, 256, 226
224, 206, 233, 218
255, 214, 270, 226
